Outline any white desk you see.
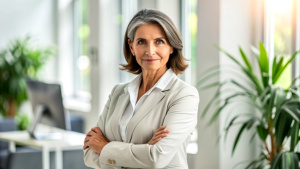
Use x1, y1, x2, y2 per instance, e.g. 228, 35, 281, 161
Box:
0, 125, 85, 169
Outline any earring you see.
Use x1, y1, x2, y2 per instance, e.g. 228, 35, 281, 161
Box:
132, 53, 135, 56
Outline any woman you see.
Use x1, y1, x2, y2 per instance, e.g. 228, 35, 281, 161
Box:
83, 9, 199, 169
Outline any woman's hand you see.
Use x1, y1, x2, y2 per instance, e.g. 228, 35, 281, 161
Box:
83, 127, 110, 155
147, 126, 170, 145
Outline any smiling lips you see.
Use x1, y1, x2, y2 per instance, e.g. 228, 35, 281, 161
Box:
143, 59, 159, 62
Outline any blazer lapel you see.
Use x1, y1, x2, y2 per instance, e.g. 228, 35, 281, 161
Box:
110, 88, 129, 141
125, 76, 177, 143
125, 90, 165, 142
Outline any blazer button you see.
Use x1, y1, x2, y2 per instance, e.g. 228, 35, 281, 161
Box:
107, 159, 112, 164
112, 160, 116, 165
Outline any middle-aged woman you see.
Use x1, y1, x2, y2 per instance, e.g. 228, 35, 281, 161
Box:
83, 9, 199, 169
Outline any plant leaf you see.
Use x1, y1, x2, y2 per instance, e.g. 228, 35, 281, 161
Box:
273, 50, 300, 84
232, 119, 255, 155
258, 42, 269, 88
216, 44, 263, 94
256, 125, 268, 141
271, 151, 283, 169
290, 122, 299, 151
275, 113, 292, 148
215, 44, 244, 68
282, 106, 300, 122
239, 47, 253, 72
272, 56, 284, 83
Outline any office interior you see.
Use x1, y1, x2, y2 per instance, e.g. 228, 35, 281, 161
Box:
0, 0, 300, 169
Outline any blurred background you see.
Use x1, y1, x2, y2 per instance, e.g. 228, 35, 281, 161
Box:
0, 0, 300, 169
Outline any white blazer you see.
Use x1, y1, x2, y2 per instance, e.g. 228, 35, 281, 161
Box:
84, 75, 199, 169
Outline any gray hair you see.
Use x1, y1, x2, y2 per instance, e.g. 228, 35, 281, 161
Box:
121, 9, 188, 75
126, 9, 183, 50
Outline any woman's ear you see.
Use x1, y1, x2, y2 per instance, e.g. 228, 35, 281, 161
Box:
128, 39, 134, 54
170, 48, 174, 54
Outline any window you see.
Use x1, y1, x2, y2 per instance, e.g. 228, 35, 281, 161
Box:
73, 0, 91, 101
265, 0, 299, 88
190, 0, 197, 86
119, 0, 138, 83
273, 0, 293, 88
293, 0, 300, 83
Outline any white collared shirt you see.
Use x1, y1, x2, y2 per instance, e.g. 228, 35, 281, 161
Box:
119, 69, 176, 142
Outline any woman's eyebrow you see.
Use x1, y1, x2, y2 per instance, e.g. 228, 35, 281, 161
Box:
135, 37, 166, 41
155, 37, 166, 40
135, 38, 145, 41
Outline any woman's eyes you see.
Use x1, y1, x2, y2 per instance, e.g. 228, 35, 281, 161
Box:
136, 39, 165, 45
137, 40, 145, 45
156, 40, 164, 44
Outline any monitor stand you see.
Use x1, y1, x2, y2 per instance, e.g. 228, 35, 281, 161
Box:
28, 105, 62, 140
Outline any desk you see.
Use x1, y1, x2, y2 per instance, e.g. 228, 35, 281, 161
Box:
0, 125, 85, 169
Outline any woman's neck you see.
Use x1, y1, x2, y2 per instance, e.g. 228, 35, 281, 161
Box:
139, 67, 167, 93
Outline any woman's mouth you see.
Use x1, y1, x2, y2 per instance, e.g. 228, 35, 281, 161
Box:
143, 59, 159, 62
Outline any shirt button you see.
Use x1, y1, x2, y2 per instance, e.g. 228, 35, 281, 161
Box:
112, 160, 116, 165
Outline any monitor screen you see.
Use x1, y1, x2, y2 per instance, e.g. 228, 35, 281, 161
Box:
26, 79, 70, 139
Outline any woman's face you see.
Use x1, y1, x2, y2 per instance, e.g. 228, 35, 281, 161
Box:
128, 23, 173, 73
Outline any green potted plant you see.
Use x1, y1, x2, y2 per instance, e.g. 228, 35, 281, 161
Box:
199, 42, 300, 168
0, 36, 53, 129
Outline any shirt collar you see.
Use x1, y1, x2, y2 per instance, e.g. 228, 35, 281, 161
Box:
127, 69, 176, 106
153, 68, 176, 91
128, 68, 175, 93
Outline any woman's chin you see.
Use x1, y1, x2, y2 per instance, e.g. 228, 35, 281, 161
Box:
141, 66, 167, 73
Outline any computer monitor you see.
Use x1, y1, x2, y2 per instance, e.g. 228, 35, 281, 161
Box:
26, 79, 70, 139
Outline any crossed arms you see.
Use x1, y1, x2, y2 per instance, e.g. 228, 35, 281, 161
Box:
83, 85, 199, 168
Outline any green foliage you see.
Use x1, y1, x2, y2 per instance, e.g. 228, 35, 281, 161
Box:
15, 113, 30, 130
199, 43, 300, 169
271, 152, 299, 169
0, 36, 54, 119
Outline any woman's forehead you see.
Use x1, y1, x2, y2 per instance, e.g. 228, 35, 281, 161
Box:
134, 23, 167, 39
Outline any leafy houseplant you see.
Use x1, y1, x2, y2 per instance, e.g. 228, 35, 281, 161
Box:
0, 36, 53, 120
199, 43, 300, 168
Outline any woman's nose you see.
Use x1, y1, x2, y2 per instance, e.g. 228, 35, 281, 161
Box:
146, 44, 156, 56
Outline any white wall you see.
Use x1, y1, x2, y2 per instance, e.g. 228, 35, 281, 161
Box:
219, 0, 260, 168
86, 0, 121, 132
0, 0, 57, 81
196, 0, 221, 168
0, 0, 55, 47
196, 0, 263, 168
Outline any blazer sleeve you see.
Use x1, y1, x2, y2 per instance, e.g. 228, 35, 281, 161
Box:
99, 85, 199, 168
83, 84, 118, 169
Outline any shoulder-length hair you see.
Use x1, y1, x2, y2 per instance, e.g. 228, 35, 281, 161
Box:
120, 9, 188, 75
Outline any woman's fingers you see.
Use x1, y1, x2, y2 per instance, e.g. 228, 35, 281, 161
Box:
83, 127, 104, 150
152, 132, 168, 141
153, 130, 169, 138
91, 127, 102, 134
86, 130, 97, 137
149, 135, 164, 145
83, 142, 89, 150
153, 129, 170, 137
83, 136, 90, 150
86, 127, 103, 138
147, 126, 170, 145
84, 136, 91, 143
155, 126, 166, 133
